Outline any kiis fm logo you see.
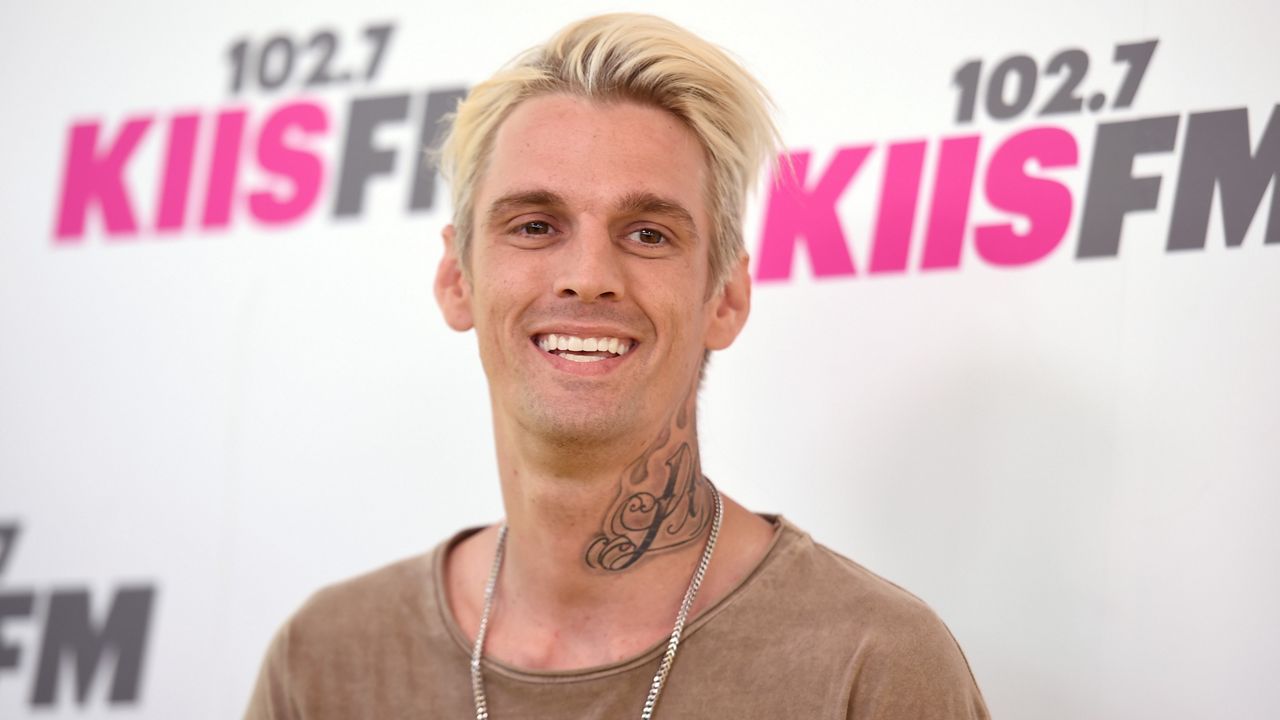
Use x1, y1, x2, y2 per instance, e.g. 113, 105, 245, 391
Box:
51, 23, 463, 240
0, 523, 156, 707
756, 40, 1278, 280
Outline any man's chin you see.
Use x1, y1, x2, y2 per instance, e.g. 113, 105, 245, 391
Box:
518, 402, 641, 449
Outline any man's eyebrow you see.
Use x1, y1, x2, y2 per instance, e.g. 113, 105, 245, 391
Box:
483, 189, 699, 238
614, 192, 699, 239
484, 190, 568, 227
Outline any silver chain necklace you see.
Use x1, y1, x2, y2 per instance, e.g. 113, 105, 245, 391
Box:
470, 480, 723, 720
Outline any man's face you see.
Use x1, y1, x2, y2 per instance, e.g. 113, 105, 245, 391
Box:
436, 93, 749, 445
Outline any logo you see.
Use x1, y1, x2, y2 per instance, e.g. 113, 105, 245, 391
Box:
0, 523, 157, 707
755, 40, 1278, 280
51, 22, 464, 241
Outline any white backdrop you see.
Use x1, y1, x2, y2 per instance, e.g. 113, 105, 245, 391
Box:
2, 1, 1278, 718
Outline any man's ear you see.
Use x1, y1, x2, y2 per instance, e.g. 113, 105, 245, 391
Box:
705, 253, 751, 350
434, 224, 474, 332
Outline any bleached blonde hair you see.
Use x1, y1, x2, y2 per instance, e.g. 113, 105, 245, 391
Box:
437, 13, 781, 291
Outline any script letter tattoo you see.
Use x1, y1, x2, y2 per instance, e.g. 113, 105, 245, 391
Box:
585, 397, 711, 571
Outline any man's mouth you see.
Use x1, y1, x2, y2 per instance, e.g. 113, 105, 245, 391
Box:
533, 333, 635, 363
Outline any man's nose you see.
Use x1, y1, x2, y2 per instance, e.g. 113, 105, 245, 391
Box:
553, 225, 624, 302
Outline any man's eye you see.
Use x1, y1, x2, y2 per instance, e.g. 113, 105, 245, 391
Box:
517, 221, 552, 235
627, 228, 668, 246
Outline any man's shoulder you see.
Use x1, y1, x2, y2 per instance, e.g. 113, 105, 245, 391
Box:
281, 544, 445, 655
303, 550, 432, 614
765, 520, 942, 622
245, 540, 469, 717
743, 519, 977, 667
723, 519, 989, 718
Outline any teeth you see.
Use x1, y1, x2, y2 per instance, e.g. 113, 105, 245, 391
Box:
535, 334, 633, 356
558, 353, 605, 363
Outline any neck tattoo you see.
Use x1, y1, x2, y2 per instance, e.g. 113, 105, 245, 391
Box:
469, 478, 724, 720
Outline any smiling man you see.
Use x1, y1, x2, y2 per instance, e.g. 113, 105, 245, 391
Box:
246, 13, 988, 719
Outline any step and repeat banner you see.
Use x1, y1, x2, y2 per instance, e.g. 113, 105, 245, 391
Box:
2, 1, 1277, 718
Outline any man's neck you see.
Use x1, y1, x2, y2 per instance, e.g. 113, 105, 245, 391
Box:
497, 389, 713, 617
444, 385, 779, 671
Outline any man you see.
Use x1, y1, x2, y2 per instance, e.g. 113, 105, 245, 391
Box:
247, 13, 989, 719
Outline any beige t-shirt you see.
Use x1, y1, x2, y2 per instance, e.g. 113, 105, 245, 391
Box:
246, 517, 989, 719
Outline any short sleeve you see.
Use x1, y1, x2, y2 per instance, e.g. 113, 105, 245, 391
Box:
844, 603, 990, 719
244, 620, 300, 720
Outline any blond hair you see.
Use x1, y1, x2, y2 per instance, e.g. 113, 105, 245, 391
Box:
437, 13, 780, 290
